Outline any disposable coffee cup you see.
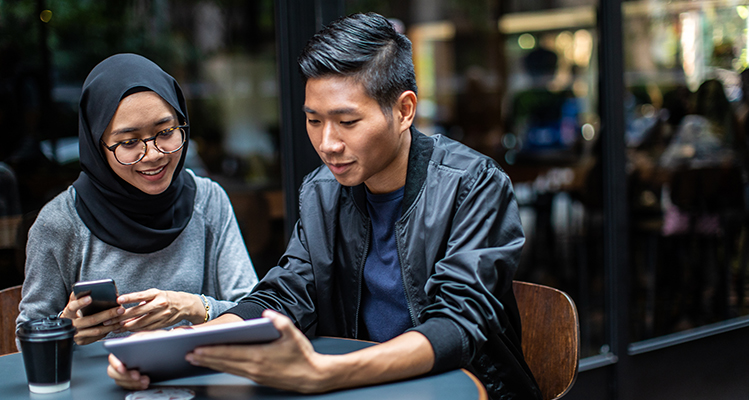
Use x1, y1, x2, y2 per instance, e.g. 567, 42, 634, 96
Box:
16, 315, 76, 394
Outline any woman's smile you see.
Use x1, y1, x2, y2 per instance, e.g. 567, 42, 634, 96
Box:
137, 164, 168, 179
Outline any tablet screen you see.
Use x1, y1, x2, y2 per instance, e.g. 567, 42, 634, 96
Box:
103, 318, 280, 382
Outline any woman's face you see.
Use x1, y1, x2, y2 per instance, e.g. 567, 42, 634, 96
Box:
100, 91, 183, 195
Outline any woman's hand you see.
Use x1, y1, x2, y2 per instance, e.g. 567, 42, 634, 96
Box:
115, 289, 206, 332
59, 291, 125, 345
106, 316, 242, 390
107, 353, 149, 390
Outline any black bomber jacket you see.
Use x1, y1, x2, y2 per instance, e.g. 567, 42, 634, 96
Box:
225, 127, 541, 400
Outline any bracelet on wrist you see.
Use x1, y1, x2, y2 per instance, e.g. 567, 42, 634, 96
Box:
200, 294, 210, 323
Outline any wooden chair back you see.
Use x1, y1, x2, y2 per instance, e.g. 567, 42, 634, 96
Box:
0, 285, 22, 355
513, 280, 579, 400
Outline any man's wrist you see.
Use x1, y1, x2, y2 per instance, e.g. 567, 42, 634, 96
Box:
320, 331, 434, 391
302, 353, 340, 393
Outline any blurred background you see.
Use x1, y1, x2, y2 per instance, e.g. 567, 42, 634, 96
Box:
1, 1, 748, 398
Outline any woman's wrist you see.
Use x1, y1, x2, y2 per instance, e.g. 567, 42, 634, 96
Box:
189, 293, 209, 324
199, 294, 210, 324
178, 292, 208, 325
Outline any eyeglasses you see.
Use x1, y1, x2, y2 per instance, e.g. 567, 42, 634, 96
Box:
101, 125, 188, 165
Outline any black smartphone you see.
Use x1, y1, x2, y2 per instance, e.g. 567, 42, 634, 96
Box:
72, 279, 120, 316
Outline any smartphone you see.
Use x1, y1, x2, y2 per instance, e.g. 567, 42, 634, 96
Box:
72, 279, 119, 316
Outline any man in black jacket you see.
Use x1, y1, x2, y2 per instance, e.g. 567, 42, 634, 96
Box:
109, 12, 541, 400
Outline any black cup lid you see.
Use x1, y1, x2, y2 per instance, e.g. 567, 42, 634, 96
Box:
16, 315, 76, 341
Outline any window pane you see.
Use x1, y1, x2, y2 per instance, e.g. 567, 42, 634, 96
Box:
499, 4, 604, 360
624, 0, 749, 342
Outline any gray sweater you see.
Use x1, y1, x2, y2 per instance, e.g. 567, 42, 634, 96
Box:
17, 170, 258, 339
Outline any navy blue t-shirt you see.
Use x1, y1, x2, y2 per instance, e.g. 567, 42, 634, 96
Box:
361, 186, 412, 343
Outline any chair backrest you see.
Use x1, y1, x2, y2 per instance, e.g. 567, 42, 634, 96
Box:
513, 280, 580, 400
0, 285, 22, 356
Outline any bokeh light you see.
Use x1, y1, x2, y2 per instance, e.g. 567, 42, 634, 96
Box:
40, 10, 52, 23
518, 33, 536, 49
582, 123, 596, 141
737, 5, 748, 20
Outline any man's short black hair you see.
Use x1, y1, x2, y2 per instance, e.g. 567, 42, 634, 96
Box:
298, 12, 417, 115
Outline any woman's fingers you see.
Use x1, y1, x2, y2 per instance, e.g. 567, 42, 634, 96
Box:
117, 290, 185, 332
76, 305, 125, 328
62, 291, 90, 318
107, 354, 149, 390
117, 288, 160, 306
62, 291, 126, 344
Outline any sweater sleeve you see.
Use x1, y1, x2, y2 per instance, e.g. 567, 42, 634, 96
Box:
199, 177, 258, 320
222, 217, 318, 332
17, 189, 81, 332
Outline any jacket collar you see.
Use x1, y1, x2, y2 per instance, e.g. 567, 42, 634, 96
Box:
351, 126, 434, 215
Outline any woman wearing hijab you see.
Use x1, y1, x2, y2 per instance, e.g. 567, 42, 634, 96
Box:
17, 54, 258, 345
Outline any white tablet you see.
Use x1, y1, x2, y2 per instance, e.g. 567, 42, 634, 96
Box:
103, 318, 280, 382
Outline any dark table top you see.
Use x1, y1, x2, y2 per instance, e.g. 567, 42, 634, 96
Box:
0, 337, 486, 400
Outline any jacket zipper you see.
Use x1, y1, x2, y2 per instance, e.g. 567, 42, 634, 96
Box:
395, 221, 418, 327
353, 217, 370, 339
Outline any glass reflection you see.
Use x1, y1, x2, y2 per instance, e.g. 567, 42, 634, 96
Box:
624, 0, 749, 342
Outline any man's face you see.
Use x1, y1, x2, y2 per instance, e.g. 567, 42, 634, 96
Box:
304, 76, 413, 193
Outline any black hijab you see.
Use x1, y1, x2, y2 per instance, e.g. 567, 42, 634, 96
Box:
72, 53, 196, 253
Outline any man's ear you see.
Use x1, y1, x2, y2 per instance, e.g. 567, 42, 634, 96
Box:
395, 91, 417, 132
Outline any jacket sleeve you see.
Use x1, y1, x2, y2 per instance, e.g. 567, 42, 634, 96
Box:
409, 165, 525, 373
221, 218, 319, 332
